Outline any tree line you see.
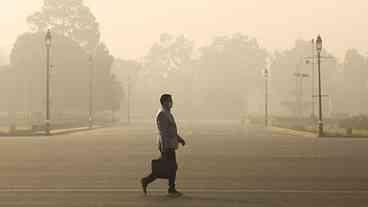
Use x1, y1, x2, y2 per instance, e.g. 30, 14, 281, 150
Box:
0, 0, 123, 123
115, 35, 368, 120
1, 0, 367, 122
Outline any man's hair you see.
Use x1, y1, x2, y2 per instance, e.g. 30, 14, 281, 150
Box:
160, 94, 172, 105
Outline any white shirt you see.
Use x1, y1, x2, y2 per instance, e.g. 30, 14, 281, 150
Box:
156, 108, 178, 150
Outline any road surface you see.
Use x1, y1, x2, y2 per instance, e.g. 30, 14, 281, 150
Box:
0, 121, 367, 206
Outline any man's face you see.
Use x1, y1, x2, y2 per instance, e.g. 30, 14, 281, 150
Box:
164, 98, 173, 110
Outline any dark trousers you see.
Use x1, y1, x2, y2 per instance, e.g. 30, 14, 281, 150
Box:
143, 148, 177, 188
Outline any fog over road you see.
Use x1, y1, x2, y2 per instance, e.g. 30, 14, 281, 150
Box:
0, 122, 367, 206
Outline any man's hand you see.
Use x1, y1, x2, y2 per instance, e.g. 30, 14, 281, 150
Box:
178, 136, 186, 146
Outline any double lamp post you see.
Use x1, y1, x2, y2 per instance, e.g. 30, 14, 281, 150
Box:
315, 35, 323, 137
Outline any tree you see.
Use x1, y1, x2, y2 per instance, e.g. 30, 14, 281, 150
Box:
5, 0, 122, 127
135, 33, 195, 117
27, 0, 100, 52
342, 49, 368, 114
10, 32, 90, 114
270, 39, 337, 116
109, 74, 124, 115
196, 34, 268, 118
112, 58, 141, 87
7, 33, 122, 128
270, 40, 312, 115
9, 32, 121, 116
144, 33, 194, 83
0, 66, 14, 113
111, 59, 142, 121
93, 43, 116, 112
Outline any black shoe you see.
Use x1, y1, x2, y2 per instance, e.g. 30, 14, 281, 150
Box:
140, 178, 148, 195
168, 188, 182, 197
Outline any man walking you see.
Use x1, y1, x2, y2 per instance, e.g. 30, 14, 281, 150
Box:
141, 94, 186, 196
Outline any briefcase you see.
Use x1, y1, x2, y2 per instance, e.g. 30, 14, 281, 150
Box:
151, 159, 177, 179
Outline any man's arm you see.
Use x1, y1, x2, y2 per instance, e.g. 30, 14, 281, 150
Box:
157, 112, 171, 149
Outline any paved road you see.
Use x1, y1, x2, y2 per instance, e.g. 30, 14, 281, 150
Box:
1, 121, 368, 206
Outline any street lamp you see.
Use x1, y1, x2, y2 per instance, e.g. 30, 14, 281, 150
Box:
45, 29, 52, 135
263, 68, 269, 127
316, 35, 324, 136
310, 39, 316, 120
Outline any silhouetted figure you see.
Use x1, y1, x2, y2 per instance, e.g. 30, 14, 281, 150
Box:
141, 94, 186, 196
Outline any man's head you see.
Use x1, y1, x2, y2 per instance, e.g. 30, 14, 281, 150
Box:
160, 94, 173, 110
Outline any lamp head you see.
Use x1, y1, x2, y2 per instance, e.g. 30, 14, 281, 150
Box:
45, 29, 52, 47
316, 35, 322, 53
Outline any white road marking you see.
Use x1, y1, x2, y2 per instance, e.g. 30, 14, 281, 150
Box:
0, 189, 366, 194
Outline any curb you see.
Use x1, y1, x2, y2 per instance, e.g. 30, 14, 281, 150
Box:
49, 126, 96, 135
268, 126, 318, 138
0, 126, 104, 137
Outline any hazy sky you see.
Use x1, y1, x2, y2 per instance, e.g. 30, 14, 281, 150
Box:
1, 0, 368, 61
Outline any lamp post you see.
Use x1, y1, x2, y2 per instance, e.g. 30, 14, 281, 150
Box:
88, 55, 94, 129
316, 35, 324, 136
45, 29, 52, 135
311, 39, 316, 120
263, 68, 269, 127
